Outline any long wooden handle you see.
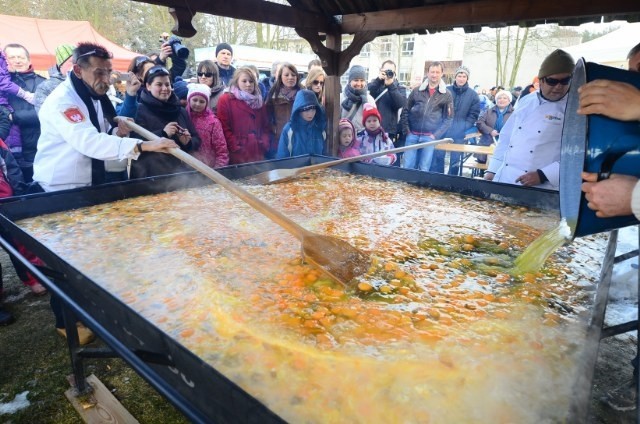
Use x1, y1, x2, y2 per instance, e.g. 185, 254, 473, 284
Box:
302, 137, 452, 172
117, 117, 309, 241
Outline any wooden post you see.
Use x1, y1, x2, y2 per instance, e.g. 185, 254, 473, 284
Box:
324, 31, 341, 156
297, 28, 379, 156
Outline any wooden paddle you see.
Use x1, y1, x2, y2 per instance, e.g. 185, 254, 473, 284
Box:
254, 137, 452, 184
117, 118, 371, 287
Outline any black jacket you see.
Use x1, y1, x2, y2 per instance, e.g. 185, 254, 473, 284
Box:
445, 82, 480, 142
0, 105, 10, 141
131, 90, 201, 178
367, 78, 407, 136
8, 69, 45, 164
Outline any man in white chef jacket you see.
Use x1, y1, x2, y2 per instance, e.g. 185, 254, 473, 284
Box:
484, 49, 575, 190
33, 42, 177, 192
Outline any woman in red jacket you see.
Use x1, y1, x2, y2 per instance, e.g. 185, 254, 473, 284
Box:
217, 66, 271, 165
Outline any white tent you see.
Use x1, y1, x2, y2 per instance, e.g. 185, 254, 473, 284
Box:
563, 23, 640, 69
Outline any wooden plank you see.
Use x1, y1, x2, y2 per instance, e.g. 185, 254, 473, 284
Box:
134, 0, 331, 32
65, 374, 139, 424
340, 0, 640, 33
463, 161, 488, 170
435, 143, 494, 154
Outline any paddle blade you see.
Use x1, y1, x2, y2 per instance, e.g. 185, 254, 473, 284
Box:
253, 168, 299, 185
302, 234, 371, 287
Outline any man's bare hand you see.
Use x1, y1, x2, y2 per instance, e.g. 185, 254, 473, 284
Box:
577, 80, 640, 122
141, 138, 179, 153
115, 118, 133, 137
581, 172, 638, 217
515, 171, 541, 187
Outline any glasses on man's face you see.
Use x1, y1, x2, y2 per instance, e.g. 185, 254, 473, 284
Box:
543, 76, 572, 86
312, 80, 324, 86
198, 72, 214, 78
76, 49, 113, 61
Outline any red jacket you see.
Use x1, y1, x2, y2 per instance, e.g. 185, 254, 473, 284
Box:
217, 93, 271, 165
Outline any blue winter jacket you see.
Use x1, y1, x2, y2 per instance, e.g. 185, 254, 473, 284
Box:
276, 89, 326, 159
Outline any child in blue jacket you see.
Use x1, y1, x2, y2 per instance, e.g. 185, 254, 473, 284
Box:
276, 89, 326, 158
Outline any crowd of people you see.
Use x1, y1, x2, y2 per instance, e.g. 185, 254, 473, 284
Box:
0, 38, 639, 363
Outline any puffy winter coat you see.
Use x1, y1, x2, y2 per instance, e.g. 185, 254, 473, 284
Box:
217, 92, 271, 165
275, 89, 326, 158
131, 89, 201, 178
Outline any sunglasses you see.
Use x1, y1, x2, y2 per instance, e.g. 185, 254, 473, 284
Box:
312, 80, 324, 86
198, 72, 214, 78
543, 76, 572, 86
134, 55, 151, 68
144, 65, 170, 83
76, 48, 113, 61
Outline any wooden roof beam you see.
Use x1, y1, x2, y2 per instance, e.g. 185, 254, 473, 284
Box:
340, 0, 640, 33
134, 0, 332, 32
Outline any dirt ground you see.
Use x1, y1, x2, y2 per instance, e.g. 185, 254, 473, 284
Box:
0, 249, 637, 424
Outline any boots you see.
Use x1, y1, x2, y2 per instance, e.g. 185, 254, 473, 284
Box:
56, 322, 95, 345
0, 306, 14, 325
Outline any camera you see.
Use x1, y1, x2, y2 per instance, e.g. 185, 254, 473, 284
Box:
162, 35, 190, 60
384, 69, 395, 78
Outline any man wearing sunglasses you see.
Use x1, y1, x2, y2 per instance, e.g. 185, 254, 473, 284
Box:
33, 42, 177, 193
485, 49, 575, 190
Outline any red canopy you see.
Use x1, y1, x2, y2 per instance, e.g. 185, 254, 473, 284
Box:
0, 14, 141, 72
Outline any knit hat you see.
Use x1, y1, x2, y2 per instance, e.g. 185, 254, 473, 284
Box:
362, 103, 382, 125
173, 77, 190, 100
215, 43, 233, 57
538, 49, 575, 78
55, 44, 75, 67
338, 118, 355, 139
494, 89, 513, 103
186, 83, 211, 101
348, 65, 366, 82
455, 65, 470, 78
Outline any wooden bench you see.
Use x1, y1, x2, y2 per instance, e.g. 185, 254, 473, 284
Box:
435, 143, 494, 177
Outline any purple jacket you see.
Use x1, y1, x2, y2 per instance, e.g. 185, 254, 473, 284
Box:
0, 53, 19, 107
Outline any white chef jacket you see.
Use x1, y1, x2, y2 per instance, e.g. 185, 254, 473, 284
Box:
33, 78, 140, 192
487, 92, 568, 190
632, 181, 640, 220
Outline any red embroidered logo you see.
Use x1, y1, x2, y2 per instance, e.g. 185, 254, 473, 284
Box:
62, 107, 85, 123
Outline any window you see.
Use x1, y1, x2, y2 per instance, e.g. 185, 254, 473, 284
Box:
398, 71, 411, 85
341, 40, 351, 51
359, 43, 370, 58
402, 36, 415, 57
380, 38, 392, 58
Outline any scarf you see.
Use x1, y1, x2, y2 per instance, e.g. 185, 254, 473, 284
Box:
230, 86, 263, 110
278, 86, 298, 102
362, 127, 389, 154
495, 107, 508, 133
139, 89, 182, 121
210, 82, 225, 96
70, 71, 117, 185
341, 84, 369, 115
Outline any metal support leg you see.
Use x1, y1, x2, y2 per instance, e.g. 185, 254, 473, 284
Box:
570, 230, 618, 421
62, 305, 91, 395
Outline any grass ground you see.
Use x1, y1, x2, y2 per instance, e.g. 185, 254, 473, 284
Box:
0, 248, 637, 423
0, 251, 188, 423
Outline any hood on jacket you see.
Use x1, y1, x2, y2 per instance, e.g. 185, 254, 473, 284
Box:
290, 89, 326, 128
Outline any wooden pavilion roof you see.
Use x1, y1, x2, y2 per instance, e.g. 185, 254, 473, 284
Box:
132, 0, 640, 153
